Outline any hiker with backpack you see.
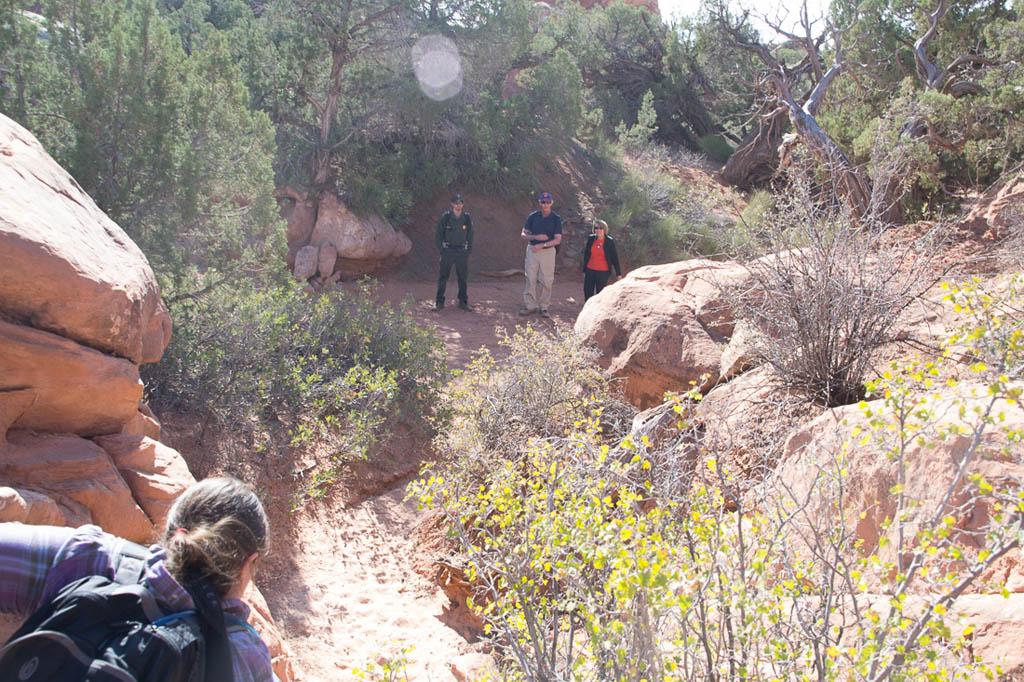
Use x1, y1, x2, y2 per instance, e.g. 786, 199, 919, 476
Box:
0, 476, 275, 682
434, 192, 474, 311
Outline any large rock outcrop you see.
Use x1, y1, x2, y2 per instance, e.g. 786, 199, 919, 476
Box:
0, 319, 143, 436
962, 173, 1024, 236
0, 114, 294, 679
780, 386, 1024, 563
279, 187, 412, 283
2, 431, 160, 542
773, 386, 1024, 676
0, 114, 171, 364
0, 113, 164, 436
574, 259, 746, 408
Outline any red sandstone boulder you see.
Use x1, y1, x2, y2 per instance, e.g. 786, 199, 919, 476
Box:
281, 190, 411, 281
278, 186, 318, 251
0, 114, 294, 679
0, 485, 70, 526
310, 193, 412, 262
0, 390, 35, 440
0, 319, 143, 436
317, 242, 338, 278
293, 244, 319, 281
1, 430, 155, 543
953, 593, 1024, 677
773, 385, 1024, 675
574, 259, 746, 408
779, 385, 1024, 576
962, 174, 1024, 236
718, 319, 759, 381
92, 434, 196, 532
0, 114, 171, 365
120, 403, 162, 441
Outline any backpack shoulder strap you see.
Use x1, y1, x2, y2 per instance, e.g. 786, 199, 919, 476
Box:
110, 538, 150, 585
112, 540, 236, 682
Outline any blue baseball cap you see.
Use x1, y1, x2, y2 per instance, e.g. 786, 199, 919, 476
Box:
538, 192, 553, 202
450, 193, 463, 202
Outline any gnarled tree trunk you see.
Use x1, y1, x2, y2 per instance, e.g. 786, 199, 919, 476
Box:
721, 107, 788, 189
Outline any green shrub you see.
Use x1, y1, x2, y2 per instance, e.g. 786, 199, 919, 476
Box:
615, 89, 658, 152
726, 188, 777, 256
144, 280, 449, 464
430, 324, 631, 475
697, 134, 733, 163
591, 141, 736, 267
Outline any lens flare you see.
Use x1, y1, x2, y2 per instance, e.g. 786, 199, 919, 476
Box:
412, 34, 463, 101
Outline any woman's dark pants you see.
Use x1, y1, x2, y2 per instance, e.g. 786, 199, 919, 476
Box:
583, 268, 611, 300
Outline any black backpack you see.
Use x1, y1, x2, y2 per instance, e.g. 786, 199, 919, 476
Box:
0, 539, 235, 682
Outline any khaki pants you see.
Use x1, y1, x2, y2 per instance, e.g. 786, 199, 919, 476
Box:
524, 245, 556, 311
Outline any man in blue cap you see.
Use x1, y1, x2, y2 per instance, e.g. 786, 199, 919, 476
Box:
519, 191, 562, 317
434, 193, 473, 310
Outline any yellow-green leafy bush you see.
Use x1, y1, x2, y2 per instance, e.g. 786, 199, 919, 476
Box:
416, 277, 1024, 681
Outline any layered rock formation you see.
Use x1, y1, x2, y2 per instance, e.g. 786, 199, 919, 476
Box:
0, 113, 293, 680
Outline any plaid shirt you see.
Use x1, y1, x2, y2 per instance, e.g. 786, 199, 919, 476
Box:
0, 523, 276, 682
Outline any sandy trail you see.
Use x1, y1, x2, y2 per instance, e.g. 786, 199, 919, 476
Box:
264, 273, 586, 680
274, 487, 474, 681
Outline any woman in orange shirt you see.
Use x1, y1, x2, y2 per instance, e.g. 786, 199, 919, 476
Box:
581, 219, 623, 300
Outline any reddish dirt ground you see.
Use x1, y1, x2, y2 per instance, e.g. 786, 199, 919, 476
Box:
257, 264, 594, 681
356, 266, 591, 368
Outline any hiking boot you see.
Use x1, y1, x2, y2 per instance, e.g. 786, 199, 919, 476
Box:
518, 307, 536, 316
434, 301, 444, 311
458, 301, 471, 311
539, 309, 551, 318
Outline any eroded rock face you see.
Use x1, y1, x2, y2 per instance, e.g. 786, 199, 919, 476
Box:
1, 430, 156, 543
0, 486, 70, 526
92, 435, 196, 532
574, 259, 746, 408
293, 244, 319, 281
0, 113, 171, 364
962, 174, 1024, 236
774, 385, 1024, 561
773, 386, 1024, 675
0, 319, 143, 436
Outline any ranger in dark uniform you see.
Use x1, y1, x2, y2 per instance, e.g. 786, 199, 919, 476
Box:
434, 193, 474, 310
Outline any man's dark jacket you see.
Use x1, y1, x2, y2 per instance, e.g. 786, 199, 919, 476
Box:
435, 210, 473, 250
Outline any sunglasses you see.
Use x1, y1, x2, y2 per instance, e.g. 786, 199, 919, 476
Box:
539, 200, 552, 204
